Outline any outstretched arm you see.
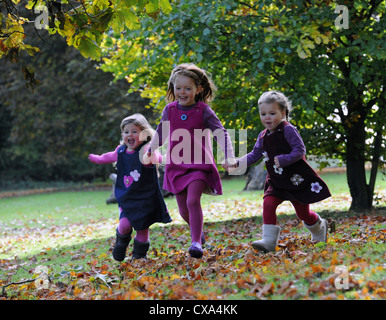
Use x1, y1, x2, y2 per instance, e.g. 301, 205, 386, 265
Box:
88, 146, 119, 164
237, 132, 264, 168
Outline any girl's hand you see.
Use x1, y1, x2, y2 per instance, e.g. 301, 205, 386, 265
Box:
226, 157, 238, 168
142, 145, 152, 165
222, 158, 239, 173
142, 147, 162, 165
142, 152, 152, 165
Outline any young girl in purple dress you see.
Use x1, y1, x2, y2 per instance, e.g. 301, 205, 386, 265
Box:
146, 63, 235, 258
89, 114, 171, 261
228, 91, 331, 252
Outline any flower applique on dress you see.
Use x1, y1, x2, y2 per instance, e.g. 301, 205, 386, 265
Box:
273, 165, 283, 175
311, 182, 323, 193
130, 170, 141, 181
123, 170, 141, 188
290, 174, 304, 186
262, 151, 269, 163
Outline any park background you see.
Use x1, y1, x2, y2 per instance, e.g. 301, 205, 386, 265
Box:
0, 0, 385, 300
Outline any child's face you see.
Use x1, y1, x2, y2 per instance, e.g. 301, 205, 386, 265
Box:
173, 75, 201, 106
121, 123, 142, 151
259, 102, 286, 132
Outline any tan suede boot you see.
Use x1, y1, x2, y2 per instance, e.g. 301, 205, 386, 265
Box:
303, 215, 328, 242
252, 224, 281, 253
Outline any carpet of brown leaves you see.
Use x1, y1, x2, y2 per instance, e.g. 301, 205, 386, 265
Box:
1, 206, 385, 300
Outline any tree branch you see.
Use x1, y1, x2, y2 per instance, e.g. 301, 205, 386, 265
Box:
365, 0, 383, 20
237, 1, 254, 10
313, 104, 346, 137
1, 279, 36, 297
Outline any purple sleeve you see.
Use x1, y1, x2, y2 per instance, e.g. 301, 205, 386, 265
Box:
237, 132, 264, 167
276, 125, 305, 167
203, 106, 235, 159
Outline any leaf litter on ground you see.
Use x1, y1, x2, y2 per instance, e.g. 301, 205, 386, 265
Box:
0, 193, 385, 300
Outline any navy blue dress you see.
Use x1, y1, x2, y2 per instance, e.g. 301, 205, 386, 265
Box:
115, 144, 172, 230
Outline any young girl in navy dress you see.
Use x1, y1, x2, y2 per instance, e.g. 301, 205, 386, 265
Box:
229, 91, 331, 252
89, 114, 171, 261
146, 63, 236, 258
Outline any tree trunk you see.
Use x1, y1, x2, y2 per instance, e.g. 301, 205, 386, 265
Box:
345, 101, 372, 210
243, 161, 267, 191
368, 127, 382, 200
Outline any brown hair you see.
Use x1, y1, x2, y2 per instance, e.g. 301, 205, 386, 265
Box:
166, 63, 216, 103
258, 90, 292, 120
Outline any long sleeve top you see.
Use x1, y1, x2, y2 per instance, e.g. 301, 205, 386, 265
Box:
149, 103, 235, 159
89, 145, 162, 165
239, 123, 306, 168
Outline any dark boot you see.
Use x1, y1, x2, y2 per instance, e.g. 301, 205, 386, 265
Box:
189, 242, 203, 258
112, 228, 132, 262
132, 238, 150, 260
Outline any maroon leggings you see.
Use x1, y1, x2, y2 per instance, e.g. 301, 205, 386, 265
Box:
263, 195, 318, 225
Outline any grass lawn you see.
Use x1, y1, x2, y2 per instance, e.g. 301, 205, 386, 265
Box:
0, 171, 385, 300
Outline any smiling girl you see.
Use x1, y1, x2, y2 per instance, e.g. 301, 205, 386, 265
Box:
146, 63, 236, 258
231, 91, 331, 252
88, 114, 171, 261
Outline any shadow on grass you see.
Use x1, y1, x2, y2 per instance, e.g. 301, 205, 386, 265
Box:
1, 206, 385, 300
3, 207, 384, 266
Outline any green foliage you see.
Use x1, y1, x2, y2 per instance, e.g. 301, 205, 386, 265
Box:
0, 0, 172, 62
99, 0, 385, 209
0, 34, 155, 184
1, 0, 384, 209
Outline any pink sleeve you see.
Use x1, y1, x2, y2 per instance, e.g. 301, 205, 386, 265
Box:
143, 150, 162, 167
88, 146, 119, 164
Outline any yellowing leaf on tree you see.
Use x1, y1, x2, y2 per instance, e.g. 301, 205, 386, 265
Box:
159, 0, 172, 14
146, 1, 159, 13
94, 0, 111, 10
297, 48, 307, 59
58, 16, 76, 39
77, 37, 101, 60
4, 23, 25, 47
124, 10, 140, 30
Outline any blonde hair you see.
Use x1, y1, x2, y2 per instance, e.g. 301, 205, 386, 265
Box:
166, 63, 216, 103
120, 113, 155, 146
258, 90, 292, 120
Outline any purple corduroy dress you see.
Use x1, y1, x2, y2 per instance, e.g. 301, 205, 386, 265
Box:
163, 101, 222, 195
